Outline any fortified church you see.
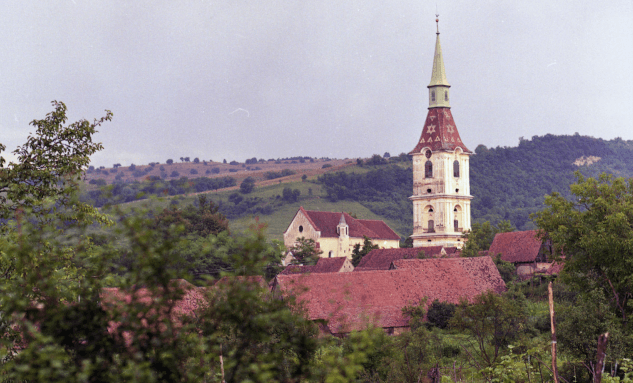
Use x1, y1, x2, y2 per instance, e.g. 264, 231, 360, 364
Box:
410, 17, 472, 248
284, 17, 473, 257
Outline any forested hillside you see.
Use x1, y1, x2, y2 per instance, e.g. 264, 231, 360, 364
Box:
318, 134, 633, 232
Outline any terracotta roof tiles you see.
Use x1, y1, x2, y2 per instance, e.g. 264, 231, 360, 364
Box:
410, 108, 470, 154
488, 230, 542, 263
355, 247, 460, 271
275, 257, 505, 333
296, 209, 400, 241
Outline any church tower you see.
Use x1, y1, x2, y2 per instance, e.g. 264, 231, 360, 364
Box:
409, 17, 472, 248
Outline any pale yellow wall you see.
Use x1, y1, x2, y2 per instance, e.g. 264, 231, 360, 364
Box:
410, 147, 472, 248
284, 210, 399, 259
428, 86, 450, 108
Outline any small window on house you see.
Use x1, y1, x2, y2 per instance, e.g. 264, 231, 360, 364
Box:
425, 160, 433, 178
431, 90, 435, 102
298, 225, 303, 233
445, 91, 448, 101
328, 251, 333, 258
453, 160, 460, 177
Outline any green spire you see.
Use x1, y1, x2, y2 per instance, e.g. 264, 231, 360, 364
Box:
428, 32, 450, 87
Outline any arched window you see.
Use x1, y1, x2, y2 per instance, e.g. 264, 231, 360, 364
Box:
428, 220, 435, 233
453, 160, 460, 177
425, 160, 433, 178
328, 251, 333, 258
445, 91, 448, 101
431, 90, 435, 102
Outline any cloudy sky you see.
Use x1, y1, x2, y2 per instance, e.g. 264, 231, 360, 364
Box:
1, 0, 632, 167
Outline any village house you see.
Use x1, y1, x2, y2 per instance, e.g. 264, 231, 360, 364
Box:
279, 257, 354, 275
354, 246, 460, 271
488, 230, 553, 277
273, 256, 505, 335
283, 207, 400, 259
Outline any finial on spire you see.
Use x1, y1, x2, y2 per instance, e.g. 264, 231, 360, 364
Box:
435, 12, 440, 34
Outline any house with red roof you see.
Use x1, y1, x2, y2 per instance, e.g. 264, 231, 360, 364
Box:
283, 207, 400, 260
274, 256, 505, 335
488, 230, 553, 277
280, 257, 354, 275
354, 246, 460, 271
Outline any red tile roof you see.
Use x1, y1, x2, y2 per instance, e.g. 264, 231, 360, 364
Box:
295, 209, 400, 240
488, 230, 542, 263
315, 257, 348, 273
275, 258, 505, 333
280, 257, 348, 275
391, 257, 506, 294
355, 247, 459, 271
410, 108, 471, 154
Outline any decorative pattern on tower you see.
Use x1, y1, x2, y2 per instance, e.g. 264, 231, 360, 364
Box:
410, 108, 470, 153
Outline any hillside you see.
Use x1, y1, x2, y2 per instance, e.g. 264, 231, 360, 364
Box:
85, 134, 633, 236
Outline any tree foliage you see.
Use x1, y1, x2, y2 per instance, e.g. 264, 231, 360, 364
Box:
351, 236, 379, 267
0, 101, 111, 228
288, 237, 322, 266
533, 172, 633, 324
461, 220, 514, 257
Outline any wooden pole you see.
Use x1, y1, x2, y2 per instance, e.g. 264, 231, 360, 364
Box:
548, 282, 559, 383
595, 332, 610, 383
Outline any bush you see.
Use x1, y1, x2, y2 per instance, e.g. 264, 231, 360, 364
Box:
322, 164, 332, 169
88, 178, 107, 186
190, 169, 198, 175
159, 165, 165, 171
229, 160, 239, 165
170, 171, 180, 177
229, 169, 238, 173
129, 164, 136, 171
426, 300, 456, 329
132, 170, 144, 177
211, 167, 220, 174
240, 176, 255, 194
193, 157, 200, 163
166, 159, 173, 164
205, 169, 211, 174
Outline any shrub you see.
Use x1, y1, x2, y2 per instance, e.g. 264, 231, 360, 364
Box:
211, 167, 220, 174
89, 178, 107, 186
159, 166, 165, 171
190, 169, 198, 175
193, 157, 200, 163
240, 177, 255, 194
205, 169, 211, 174
129, 164, 136, 171
170, 171, 180, 177
166, 159, 173, 164
229, 161, 239, 165
229, 169, 238, 173
110, 168, 117, 173
426, 300, 456, 329
322, 164, 332, 169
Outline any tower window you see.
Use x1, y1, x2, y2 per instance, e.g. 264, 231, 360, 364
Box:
427, 189, 432, 194
454, 220, 459, 231
328, 251, 333, 258
445, 91, 448, 101
425, 160, 433, 178
453, 160, 460, 177
431, 90, 435, 102
428, 220, 435, 233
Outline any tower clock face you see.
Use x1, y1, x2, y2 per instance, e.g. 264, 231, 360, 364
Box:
425, 150, 432, 159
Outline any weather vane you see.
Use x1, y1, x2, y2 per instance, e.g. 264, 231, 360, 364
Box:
435, 6, 440, 33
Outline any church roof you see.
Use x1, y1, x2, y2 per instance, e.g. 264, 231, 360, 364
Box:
292, 208, 400, 240
280, 257, 349, 275
410, 108, 470, 154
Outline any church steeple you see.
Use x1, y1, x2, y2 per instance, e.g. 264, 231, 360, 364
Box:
427, 17, 451, 108
409, 16, 472, 249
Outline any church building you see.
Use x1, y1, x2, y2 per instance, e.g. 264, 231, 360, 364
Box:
410, 19, 472, 248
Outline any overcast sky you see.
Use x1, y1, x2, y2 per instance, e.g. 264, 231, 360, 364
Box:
1, 1, 632, 167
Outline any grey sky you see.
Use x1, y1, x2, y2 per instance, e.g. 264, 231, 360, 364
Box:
1, 1, 632, 167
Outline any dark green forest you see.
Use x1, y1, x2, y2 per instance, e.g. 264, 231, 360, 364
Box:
319, 134, 633, 232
